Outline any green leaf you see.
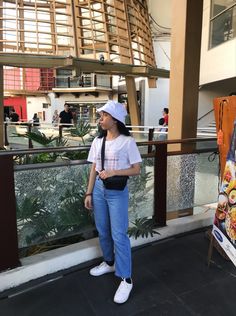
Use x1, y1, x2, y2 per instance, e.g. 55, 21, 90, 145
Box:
128, 217, 160, 239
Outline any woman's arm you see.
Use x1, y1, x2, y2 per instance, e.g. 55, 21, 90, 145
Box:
84, 163, 97, 210
98, 163, 141, 179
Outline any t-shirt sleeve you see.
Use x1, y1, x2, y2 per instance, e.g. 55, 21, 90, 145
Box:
128, 138, 142, 164
87, 138, 97, 163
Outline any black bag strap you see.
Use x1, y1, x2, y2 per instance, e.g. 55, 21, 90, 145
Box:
101, 136, 106, 171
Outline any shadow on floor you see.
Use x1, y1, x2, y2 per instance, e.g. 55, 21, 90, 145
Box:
0, 229, 235, 316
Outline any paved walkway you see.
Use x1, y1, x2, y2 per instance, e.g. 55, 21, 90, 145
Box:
0, 229, 235, 316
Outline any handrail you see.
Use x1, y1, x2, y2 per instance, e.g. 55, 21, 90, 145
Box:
138, 137, 216, 146
0, 145, 89, 156
197, 109, 214, 121
0, 137, 217, 157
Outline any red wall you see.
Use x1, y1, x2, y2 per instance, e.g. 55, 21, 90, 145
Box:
25, 69, 41, 90
4, 68, 21, 90
4, 97, 27, 121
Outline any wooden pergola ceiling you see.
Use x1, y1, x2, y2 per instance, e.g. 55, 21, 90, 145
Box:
0, 0, 158, 69
0, 53, 169, 78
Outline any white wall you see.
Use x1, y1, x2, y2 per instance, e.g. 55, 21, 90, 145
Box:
27, 92, 110, 124
144, 40, 170, 126
200, 0, 236, 85
198, 89, 221, 127
146, 0, 236, 127
143, 0, 171, 126
26, 96, 50, 123
49, 92, 110, 119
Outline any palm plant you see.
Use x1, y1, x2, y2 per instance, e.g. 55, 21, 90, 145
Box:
128, 158, 153, 216
69, 120, 91, 145
13, 130, 68, 164
57, 187, 94, 235
17, 197, 57, 246
20, 130, 60, 146
62, 120, 92, 160
128, 217, 160, 239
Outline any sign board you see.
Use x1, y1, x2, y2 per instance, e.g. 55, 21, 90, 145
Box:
213, 122, 236, 266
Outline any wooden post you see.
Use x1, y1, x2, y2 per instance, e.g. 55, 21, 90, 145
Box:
168, 0, 203, 145
0, 66, 3, 148
148, 128, 154, 153
0, 2, 3, 148
0, 155, 20, 271
59, 125, 63, 138
28, 123, 33, 148
4, 122, 9, 146
154, 142, 167, 226
207, 233, 214, 267
125, 76, 140, 127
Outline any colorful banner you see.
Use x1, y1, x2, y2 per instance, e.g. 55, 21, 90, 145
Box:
213, 123, 236, 266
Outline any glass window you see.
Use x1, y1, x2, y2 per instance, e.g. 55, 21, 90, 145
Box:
209, 0, 236, 48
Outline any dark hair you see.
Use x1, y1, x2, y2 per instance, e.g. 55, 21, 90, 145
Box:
159, 117, 165, 125
98, 119, 131, 138
163, 108, 169, 114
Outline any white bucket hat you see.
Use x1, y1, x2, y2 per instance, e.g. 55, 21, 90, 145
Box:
97, 100, 127, 124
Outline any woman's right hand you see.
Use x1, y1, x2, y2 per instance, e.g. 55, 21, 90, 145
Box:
84, 195, 93, 210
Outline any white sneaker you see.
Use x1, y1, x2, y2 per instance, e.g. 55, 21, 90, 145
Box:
89, 261, 115, 276
114, 279, 133, 304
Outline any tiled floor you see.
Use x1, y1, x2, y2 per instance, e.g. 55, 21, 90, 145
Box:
0, 229, 235, 316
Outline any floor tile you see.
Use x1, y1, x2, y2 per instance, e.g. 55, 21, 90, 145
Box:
0, 230, 235, 316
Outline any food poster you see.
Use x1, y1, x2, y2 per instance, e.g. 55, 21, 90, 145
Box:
213, 123, 236, 266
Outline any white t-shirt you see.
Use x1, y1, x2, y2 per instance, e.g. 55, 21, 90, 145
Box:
87, 135, 142, 172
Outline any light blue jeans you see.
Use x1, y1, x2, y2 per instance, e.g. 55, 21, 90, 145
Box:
92, 177, 131, 278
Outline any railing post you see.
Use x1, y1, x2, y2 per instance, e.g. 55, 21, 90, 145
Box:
148, 128, 154, 153
0, 155, 20, 271
59, 125, 63, 138
94, 74, 97, 87
4, 122, 9, 146
28, 123, 33, 148
154, 142, 167, 226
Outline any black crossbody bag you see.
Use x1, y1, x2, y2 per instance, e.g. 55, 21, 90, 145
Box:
101, 136, 128, 190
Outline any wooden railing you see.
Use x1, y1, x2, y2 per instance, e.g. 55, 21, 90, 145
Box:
0, 137, 217, 272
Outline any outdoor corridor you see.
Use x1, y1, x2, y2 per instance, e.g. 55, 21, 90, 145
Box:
0, 229, 235, 316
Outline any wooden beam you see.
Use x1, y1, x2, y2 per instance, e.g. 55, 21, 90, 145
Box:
0, 155, 20, 271
71, 0, 80, 57
0, 66, 3, 148
168, 0, 203, 145
0, 53, 72, 69
0, 53, 170, 78
148, 77, 157, 88
0, 1, 3, 148
125, 76, 140, 126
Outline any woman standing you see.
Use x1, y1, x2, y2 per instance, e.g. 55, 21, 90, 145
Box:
84, 100, 141, 304
32, 113, 40, 126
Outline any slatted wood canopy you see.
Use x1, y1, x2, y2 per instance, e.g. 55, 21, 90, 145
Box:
0, 0, 157, 68
0, 0, 170, 147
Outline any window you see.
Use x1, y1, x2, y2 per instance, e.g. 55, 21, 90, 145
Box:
42, 103, 49, 109
209, 0, 236, 48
